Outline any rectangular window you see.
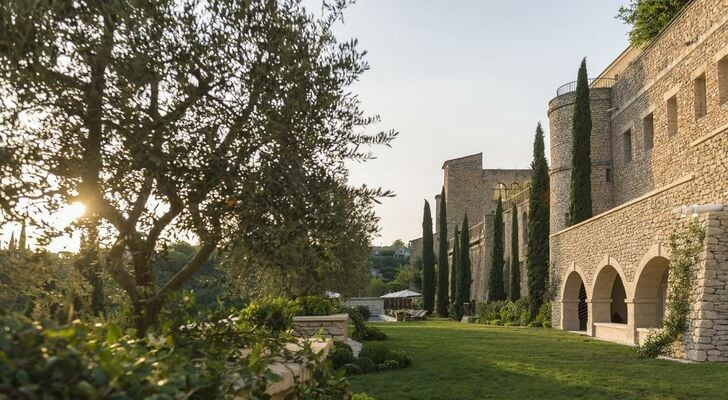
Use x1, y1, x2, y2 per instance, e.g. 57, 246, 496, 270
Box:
623, 129, 632, 163
606, 168, 612, 182
667, 95, 678, 136
693, 73, 707, 119
643, 113, 654, 150
719, 55, 728, 105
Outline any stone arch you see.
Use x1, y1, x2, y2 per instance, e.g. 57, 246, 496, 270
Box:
561, 266, 588, 331
590, 257, 629, 325
493, 182, 508, 200
632, 244, 671, 328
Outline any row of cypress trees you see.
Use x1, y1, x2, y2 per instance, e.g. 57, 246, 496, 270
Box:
421, 58, 591, 319
421, 197, 472, 320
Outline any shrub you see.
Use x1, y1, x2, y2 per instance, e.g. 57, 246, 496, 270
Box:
356, 357, 376, 373
295, 295, 339, 316
241, 297, 299, 332
328, 342, 356, 370
476, 300, 506, 323
530, 301, 552, 328
352, 393, 377, 400
349, 307, 387, 341
355, 305, 372, 320
358, 343, 411, 372
0, 309, 350, 399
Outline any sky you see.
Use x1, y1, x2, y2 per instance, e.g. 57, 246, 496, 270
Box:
1, 1, 632, 252
335, 0, 632, 246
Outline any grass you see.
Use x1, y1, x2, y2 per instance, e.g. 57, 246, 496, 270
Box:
348, 319, 728, 400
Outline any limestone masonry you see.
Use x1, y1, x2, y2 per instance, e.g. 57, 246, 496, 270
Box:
411, 0, 727, 361
550, 0, 727, 361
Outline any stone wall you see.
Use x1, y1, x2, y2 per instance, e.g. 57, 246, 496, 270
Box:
548, 87, 614, 233
549, 0, 728, 361
292, 314, 349, 342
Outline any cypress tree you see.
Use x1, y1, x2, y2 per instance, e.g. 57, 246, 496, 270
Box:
527, 123, 551, 318
421, 200, 436, 314
450, 225, 460, 310
510, 202, 521, 301
488, 197, 506, 301
569, 58, 593, 226
8, 231, 16, 251
455, 215, 471, 319
436, 188, 450, 317
18, 220, 27, 251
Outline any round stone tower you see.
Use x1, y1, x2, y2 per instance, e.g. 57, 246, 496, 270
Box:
548, 81, 614, 233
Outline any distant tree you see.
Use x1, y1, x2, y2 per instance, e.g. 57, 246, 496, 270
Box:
570, 58, 593, 226
454, 215, 471, 320
391, 239, 405, 248
7, 231, 15, 251
421, 200, 436, 314
450, 225, 460, 309
412, 256, 423, 291
510, 203, 521, 301
488, 198, 506, 301
365, 278, 387, 297
0, 0, 394, 334
527, 123, 551, 318
617, 0, 690, 46
74, 219, 105, 316
17, 220, 26, 251
436, 187, 450, 317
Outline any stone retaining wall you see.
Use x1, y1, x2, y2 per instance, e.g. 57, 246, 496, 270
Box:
292, 314, 349, 342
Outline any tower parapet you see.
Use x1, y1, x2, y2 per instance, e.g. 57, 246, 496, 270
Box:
548, 79, 615, 232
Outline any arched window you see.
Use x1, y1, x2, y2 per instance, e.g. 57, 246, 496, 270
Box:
493, 183, 508, 200
510, 182, 521, 197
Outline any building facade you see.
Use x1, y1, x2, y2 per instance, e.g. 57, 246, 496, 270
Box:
409, 153, 531, 301
549, 0, 728, 361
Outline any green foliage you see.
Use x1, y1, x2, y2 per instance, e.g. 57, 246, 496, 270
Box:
637, 220, 705, 359
489, 199, 506, 301
453, 216, 472, 320
359, 344, 412, 372
365, 278, 388, 297
355, 305, 372, 321
329, 342, 357, 370
450, 225, 460, 310
617, 0, 690, 46
0, 0, 394, 334
527, 123, 551, 319
476, 298, 534, 327
421, 201, 436, 314
0, 307, 351, 399
295, 295, 340, 316
476, 301, 507, 322
349, 308, 387, 341
530, 301, 553, 328
510, 202, 521, 301
437, 187, 450, 317
0, 249, 91, 323
569, 58, 593, 226
352, 393, 377, 400
241, 297, 299, 333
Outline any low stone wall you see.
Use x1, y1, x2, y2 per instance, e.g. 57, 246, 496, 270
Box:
345, 297, 384, 316
266, 339, 332, 400
292, 314, 348, 342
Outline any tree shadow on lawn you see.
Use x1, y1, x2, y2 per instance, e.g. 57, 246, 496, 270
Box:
349, 321, 728, 400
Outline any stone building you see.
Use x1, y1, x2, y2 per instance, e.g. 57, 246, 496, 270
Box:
409, 153, 531, 301
549, 0, 728, 361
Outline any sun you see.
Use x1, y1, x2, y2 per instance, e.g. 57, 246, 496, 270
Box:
56, 202, 86, 227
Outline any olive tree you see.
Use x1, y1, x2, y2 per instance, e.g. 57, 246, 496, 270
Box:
0, 0, 394, 333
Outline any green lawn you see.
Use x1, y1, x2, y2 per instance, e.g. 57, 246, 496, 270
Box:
348, 319, 728, 400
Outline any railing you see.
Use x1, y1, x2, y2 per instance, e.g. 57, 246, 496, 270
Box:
447, 221, 485, 251
502, 187, 531, 212
556, 78, 616, 96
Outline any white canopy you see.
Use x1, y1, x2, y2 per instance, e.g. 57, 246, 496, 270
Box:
380, 289, 421, 299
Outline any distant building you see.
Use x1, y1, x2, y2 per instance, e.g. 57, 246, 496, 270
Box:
409, 153, 531, 301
